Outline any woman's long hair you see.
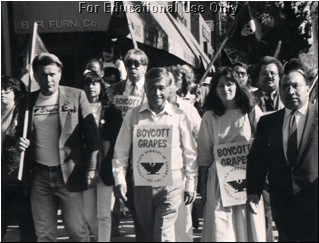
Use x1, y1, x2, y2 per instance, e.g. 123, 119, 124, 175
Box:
203, 67, 255, 116
82, 71, 110, 106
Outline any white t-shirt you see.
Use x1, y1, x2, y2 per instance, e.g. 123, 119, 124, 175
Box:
32, 91, 60, 166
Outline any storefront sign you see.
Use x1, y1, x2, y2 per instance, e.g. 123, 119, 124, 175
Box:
133, 125, 172, 186
214, 140, 253, 207
12, 2, 111, 34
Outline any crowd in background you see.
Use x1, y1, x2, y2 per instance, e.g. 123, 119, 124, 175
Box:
1, 39, 318, 242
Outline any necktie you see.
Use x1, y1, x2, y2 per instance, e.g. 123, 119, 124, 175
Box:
287, 110, 298, 165
264, 93, 274, 111
130, 83, 138, 96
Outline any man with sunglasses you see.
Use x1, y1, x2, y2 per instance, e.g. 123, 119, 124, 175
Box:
106, 48, 149, 241
107, 49, 148, 102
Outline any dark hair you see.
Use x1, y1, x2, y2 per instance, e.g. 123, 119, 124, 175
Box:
103, 67, 121, 82
124, 49, 148, 67
203, 67, 255, 116
232, 61, 248, 70
102, 42, 121, 61
168, 65, 193, 97
86, 58, 103, 72
32, 53, 63, 72
83, 71, 109, 104
145, 67, 172, 88
1, 75, 26, 102
232, 61, 252, 86
254, 56, 283, 79
284, 58, 306, 75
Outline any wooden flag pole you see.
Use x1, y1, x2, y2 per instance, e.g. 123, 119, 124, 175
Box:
274, 40, 282, 59
198, 37, 229, 86
123, 1, 138, 49
18, 22, 38, 181
198, 2, 248, 86
309, 73, 318, 95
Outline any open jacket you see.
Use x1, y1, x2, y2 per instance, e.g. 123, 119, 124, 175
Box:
17, 86, 100, 192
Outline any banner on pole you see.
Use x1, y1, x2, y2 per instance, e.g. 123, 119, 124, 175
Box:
133, 125, 173, 186
214, 140, 253, 207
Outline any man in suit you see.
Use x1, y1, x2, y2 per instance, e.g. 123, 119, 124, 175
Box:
246, 69, 318, 242
107, 48, 148, 102
107, 48, 148, 241
18, 53, 99, 241
253, 56, 284, 112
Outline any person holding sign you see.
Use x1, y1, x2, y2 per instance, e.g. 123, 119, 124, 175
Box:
112, 68, 197, 242
247, 68, 318, 242
197, 67, 266, 241
107, 49, 148, 118
107, 48, 149, 241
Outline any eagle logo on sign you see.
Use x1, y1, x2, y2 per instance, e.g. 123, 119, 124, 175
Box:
141, 163, 164, 175
227, 179, 247, 193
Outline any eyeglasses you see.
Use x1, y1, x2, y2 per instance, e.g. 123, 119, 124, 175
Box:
260, 72, 278, 78
235, 71, 247, 77
1, 88, 13, 94
125, 60, 144, 68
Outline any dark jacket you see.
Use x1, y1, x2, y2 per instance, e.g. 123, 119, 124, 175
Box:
98, 104, 122, 186
247, 103, 318, 241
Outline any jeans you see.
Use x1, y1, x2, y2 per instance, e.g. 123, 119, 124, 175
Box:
83, 181, 113, 242
31, 164, 90, 242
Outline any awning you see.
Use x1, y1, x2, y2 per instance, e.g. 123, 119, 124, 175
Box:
108, 1, 210, 69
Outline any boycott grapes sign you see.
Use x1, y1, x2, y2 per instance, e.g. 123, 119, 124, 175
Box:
214, 140, 253, 207
133, 125, 173, 186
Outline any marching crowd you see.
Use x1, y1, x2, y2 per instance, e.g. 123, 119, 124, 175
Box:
1, 44, 318, 242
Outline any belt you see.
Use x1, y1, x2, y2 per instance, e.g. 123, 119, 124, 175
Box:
34, 162, 61, 171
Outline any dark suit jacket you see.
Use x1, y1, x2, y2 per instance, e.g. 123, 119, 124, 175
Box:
98, 104, 123, 186
247, 103, 318, 241
17, 86, 100, 192
252, 89, 284, 112
106, 79, 146, 105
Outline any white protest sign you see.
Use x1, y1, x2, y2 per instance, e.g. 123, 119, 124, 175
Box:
133, 125, 173, 186
114, 95, 142, 117
214, 140, 253, 207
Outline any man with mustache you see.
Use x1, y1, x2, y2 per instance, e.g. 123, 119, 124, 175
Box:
253, 56, 284, 112
251, 56, 285, 242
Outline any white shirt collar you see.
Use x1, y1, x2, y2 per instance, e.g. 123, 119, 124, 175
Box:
284, 100, 309, 118
127, 77, 145, 91
139, 101, 173, 116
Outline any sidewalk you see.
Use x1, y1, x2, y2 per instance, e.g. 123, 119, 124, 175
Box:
3, 195, 277, 242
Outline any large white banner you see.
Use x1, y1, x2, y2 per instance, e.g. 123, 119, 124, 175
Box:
114, 95, 142, 118
214, 140, 253, 207
133, 125, 173, 186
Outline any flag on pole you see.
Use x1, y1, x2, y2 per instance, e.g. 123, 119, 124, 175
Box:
222, 3, 263, 65
18, 23, 45, 180
20, 30, 48, 92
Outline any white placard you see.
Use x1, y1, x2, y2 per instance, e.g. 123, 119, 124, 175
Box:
114, 95, 142, 117
214, 140, 253, 207
133, 125, 173, 186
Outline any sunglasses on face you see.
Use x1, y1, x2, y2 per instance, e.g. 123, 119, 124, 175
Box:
125, 60, 144, 68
